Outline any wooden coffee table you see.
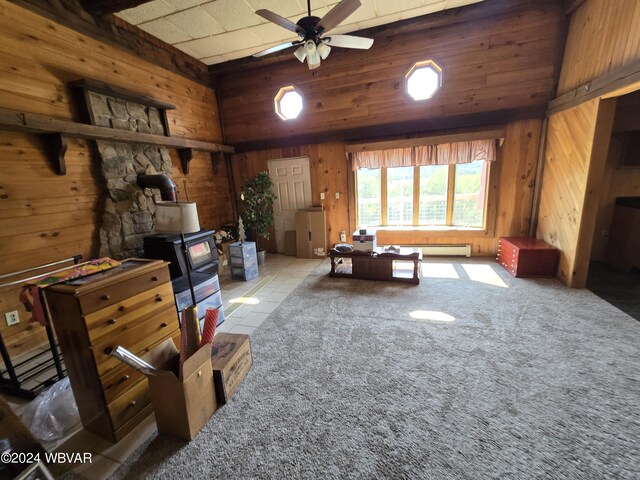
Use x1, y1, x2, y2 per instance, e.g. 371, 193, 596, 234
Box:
329, 247, 422, 284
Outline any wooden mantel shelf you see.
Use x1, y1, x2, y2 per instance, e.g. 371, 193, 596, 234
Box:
0, 107, 234, 175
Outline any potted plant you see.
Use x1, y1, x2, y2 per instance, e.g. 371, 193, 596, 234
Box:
240, 171, 277, 264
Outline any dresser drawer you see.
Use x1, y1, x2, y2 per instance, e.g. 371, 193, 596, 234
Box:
79, 266, 171, 314
100, 364, 145, 405
85, 282, 175, 345
107, 377, 151, 430
93, 307, 179, 376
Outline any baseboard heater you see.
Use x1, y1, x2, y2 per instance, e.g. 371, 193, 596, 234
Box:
402, 244, 471, 257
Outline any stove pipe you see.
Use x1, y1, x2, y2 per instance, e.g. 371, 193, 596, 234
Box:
137, 174, 177, 202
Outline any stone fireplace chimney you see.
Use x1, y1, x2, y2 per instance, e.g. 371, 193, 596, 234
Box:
81, 87, 174, 259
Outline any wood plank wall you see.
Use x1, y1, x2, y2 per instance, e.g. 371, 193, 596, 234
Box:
0, 2, 234, 358
557, 0, 640, 96
536, 99, 616, 288
232, 119, 542, 255
215, 0, 564, 146
231, 143, 350, 250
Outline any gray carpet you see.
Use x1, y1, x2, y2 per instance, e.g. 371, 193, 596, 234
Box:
111, 259, 639, 479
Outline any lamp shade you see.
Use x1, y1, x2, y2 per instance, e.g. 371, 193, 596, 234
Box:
154, 201, 200, 234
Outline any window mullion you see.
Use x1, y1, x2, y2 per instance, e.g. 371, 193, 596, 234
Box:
446, 164, 455, 225
381, 168, 387, 226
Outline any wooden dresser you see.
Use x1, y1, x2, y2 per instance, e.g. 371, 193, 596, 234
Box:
497, 237, 559, 278
44, 258, 180, 442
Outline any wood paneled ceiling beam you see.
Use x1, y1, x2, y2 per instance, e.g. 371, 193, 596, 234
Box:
81, 0, 152, 16
547, 59, 640, 116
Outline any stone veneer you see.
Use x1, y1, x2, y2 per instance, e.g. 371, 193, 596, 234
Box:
85, 91, 172, 259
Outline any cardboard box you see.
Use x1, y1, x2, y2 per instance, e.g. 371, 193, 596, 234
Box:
142, 339, 216, 440
295, 208, 326, 258
284, 231, 297, 256
352, 229, 377, 252
211, 333, 252, 405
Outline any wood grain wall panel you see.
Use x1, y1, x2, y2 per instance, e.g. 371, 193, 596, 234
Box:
231, 143, 350, 251
536, 100, 600, 286
0, 2, 232, 358
232, 119, 541, 256
558, 0, 640, 95
215, 0, 564, 146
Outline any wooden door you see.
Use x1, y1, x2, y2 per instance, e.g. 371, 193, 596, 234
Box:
268, 157, 312, 253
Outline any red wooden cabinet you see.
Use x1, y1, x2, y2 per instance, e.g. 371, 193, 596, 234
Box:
497, 237, 559, 277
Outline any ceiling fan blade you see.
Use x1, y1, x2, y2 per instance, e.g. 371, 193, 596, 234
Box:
323, 34, 373, 49
317, 0, 361, 34
255, 9, 300, 33
253, 41, 301, 58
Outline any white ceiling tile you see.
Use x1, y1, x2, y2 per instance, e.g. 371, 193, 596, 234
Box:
376, 0, 422, 17
245, 0, 306, 18
165, 7, 225, 38
138, 18, 192, 43
200, 54, 227, 65
201, 0, 263, 32
117, 0, 484, 63
214, 29, 265, 51
252, 22, 299, 43
445, 0, 483, 8
116, 0, 177, 25
340, 0, 376, 24
174, 36, 229, 57
165, 0, 210, 9
400, 2, 446, 19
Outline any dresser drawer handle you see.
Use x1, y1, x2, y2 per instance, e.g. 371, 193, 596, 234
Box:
101, 294, 111, 300
151, 276, 159, 281
161, 322, 168, 328
118, 306, 126, 312
120, 374, 130, 382
107, 318, 117, 325
104, 347, 113, 355
155, 296, 163, 302
128, 401, 136, 407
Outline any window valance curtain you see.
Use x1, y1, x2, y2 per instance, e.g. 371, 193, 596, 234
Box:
351, 138, 497, 170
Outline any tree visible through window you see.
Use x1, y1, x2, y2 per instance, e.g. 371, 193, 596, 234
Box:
356, 160, 489, 228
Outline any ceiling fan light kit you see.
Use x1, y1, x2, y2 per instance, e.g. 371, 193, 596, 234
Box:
253, 0, 373, 69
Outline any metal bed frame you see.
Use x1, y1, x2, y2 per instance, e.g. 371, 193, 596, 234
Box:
0, 255, 81, 399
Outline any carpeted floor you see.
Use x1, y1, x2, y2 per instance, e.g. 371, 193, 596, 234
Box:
110, 259, 639, 479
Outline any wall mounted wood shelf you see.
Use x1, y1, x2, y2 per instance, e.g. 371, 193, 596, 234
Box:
0, 107, 234, 175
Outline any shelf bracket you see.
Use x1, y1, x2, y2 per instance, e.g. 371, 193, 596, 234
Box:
211, 151, 224, 175
42, 133, 68, 175
178, 148, 194, 174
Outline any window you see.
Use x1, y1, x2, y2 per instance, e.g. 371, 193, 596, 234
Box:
274, 85, 303, 120
405, 60, 442, 101
356, 160, 489, 228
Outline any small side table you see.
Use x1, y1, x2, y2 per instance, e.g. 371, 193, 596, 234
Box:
497, 237, 559, 277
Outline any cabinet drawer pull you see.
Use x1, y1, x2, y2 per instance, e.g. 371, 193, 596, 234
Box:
151, 276, 159, 281
104, 347, 113, 355
101, 294, 111, 300
155, 296, 163, 302
118, 306, 126, 312
121, 374, 130, 382
128, 401, 136, 407
161, 322, 168, 328
107, 318, 117, 325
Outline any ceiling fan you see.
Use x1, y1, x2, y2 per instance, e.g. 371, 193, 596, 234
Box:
253, 0, 374, 70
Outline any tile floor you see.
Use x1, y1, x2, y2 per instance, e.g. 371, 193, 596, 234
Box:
3, 254, 321, 480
